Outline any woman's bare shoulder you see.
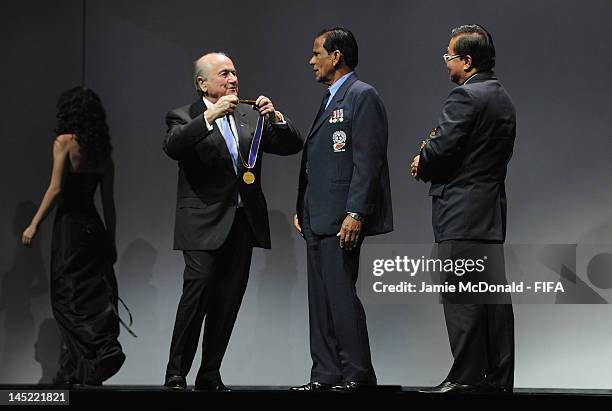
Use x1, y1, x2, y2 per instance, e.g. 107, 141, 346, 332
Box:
54, 134, 77, 147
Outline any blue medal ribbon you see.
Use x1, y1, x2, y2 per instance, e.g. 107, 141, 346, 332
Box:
247, 115, 265, 168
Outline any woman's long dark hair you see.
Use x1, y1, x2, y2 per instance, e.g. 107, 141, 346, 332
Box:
55, 86, 112, 167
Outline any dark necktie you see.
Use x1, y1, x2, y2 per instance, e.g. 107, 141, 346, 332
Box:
316, 90, 331, 121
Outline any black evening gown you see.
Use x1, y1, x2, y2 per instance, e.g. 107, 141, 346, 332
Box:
50, 172, 125, 385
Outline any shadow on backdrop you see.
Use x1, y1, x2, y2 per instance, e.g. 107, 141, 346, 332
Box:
537, 244, 607, 304
34, 318, 61, 384
537, 212, 612, 303
116, 238, 158, 379
582, 215, 612, 299
250, 210, 299, 380
0, 201, 48, 383
588, 253, 612, 291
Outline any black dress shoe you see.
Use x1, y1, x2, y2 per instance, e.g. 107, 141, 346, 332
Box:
164, 375, 187, 390
52, 380, 72, 389
51, 376, 74, 389
289, 382, 332, 391
479, 383, 513, 394
331, 381, 376, 392
194, 380, 231, 392
418, 381, 479, 394
71, 382, 102, 389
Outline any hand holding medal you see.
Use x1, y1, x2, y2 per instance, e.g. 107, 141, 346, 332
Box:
241, 95, 283, 123
205, 95, 239, 124
412, 127, 436, 180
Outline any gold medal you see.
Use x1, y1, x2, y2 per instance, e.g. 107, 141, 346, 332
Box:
243, 171, 255, 184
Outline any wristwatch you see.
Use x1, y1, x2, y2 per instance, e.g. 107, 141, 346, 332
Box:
347, 212, 364, 222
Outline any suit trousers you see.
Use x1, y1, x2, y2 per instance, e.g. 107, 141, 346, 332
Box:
165, 208, 253, 383
302, 196, 376, 385
438, 240, 515, 388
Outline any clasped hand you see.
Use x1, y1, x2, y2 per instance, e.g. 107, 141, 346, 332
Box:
411, 155, 420, 178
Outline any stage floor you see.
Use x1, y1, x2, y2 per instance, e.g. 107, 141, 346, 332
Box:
2, 384, 612, 406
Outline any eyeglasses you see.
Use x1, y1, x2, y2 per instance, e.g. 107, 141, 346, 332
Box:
443, 54, 463, 63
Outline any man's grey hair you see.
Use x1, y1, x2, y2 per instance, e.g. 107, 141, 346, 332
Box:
193, 52, 228, 94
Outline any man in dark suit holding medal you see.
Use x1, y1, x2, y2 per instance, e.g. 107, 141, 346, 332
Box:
412, 25, 516, 394
162, 52, 302, 391
292, 27, 393, 392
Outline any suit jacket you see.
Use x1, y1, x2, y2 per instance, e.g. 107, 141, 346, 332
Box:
418, 71, 516, 243
297, 73, 393, 236
164, 98, 303, 250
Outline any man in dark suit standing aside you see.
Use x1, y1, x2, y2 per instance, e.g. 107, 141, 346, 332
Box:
162, 52, 302, 391
412, 25, 516, 394
292, 27, 393, 392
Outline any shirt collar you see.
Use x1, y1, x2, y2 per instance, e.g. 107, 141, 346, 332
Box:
202, 96, 214, 108
328, 71, 354, 98
463, 72, 479, 85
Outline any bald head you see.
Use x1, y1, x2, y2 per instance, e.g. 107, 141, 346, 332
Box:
194, 53, 226, 84
193, 53, 239, 102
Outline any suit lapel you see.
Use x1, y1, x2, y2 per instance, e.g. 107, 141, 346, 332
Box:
307, 73, 357, 139
188, 98, 206, 119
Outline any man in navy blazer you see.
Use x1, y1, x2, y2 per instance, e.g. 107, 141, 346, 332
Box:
292, 27, 393, 392
162, 52, 302, 391
413, 25, 516, 394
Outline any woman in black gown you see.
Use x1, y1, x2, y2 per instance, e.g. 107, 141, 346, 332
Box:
22, 87, 125, 386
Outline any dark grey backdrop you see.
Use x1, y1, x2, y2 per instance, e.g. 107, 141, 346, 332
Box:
1, 0, 611, 387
